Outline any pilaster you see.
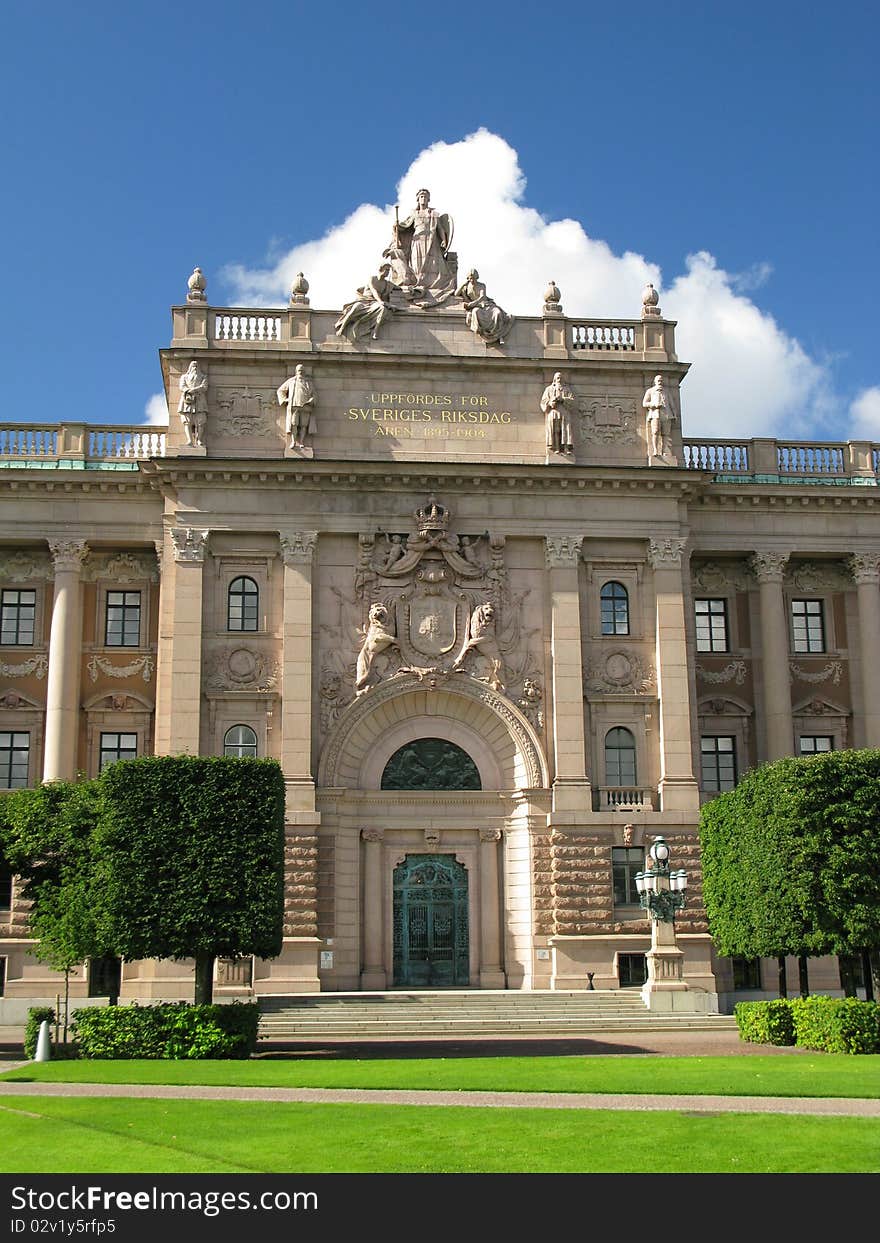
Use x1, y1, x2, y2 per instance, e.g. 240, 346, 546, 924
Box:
750, 551, 793, 760
280, 531, 318, 816
647, 538, 699, 811
545, 536, 590, 812
360, 828, 386, 990
849, 553, 880, 746
479, 828, 505, 988
153, 527, 209, 755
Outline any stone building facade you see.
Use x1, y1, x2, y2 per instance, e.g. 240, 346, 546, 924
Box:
0, 206, 875, 1017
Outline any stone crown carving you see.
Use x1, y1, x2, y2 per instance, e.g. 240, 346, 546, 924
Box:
48, 540, 89, 573
171, 528, 209, 563
749, 551, 789, 582
280, 532, 318, 565
545, 536, 582, 568
647, 538, 687, 569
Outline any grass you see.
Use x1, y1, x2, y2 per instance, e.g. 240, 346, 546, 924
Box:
3, 1053, 880, 1098
0, 1096, 878, 1173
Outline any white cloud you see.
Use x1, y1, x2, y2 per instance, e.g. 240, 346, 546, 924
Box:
143, 393, 168, 426
220, 129, 840, 441
850, 387, 880, 439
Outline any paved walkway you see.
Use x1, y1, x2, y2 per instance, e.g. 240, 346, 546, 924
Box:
0, 1079, 877, 1117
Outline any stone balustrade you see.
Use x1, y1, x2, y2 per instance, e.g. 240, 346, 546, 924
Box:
0, 423, 165, 464
597, 786, 656, 811
683, 437, 878, 483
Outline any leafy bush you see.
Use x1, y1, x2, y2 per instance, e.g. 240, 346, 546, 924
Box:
734, 999, 796, 1046
70, 1001, 259, 1059
790, 995, 880, 1054
24, 1006, 55, 1059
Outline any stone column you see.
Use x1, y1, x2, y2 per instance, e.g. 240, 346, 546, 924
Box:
153, 527, 208, 755
647, 539, 699, 811
750, 551, 793, 760
43, 539, 88, 782
479, 828, 505, 989
361, 829, 386, 990
849, 554, 880, 746
279, 531, 318, 816
545, 535, 590, 812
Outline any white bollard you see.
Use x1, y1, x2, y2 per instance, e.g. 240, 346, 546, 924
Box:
34, 1019, 52, 1062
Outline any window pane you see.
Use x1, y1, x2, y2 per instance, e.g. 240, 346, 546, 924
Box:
1, 589, 36, 646
0, 730, 29, 788
100, 732, 138, 770
228, 578, 259, 632
799, 736, 833, 754
605, 728, 637, 786
600, 582, 629, 635
105, 591, 141, 647
694, 598, 728, 653
224, 725, 258, 758
612, 847, 644, 905
701, 736, 737, 792
791, 599, 825, 653
732, 957, 762, 989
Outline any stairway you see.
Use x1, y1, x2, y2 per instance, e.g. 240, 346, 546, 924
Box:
257, 990, 738, 1041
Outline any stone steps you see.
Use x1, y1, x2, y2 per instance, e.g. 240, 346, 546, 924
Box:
257, 991, 737, 1039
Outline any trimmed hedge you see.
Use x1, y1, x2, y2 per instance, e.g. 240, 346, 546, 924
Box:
70, 1002, 259, 1059
734, 999, 795, 1046
25, 1006, 55, 1059
736, 997, 880, 1053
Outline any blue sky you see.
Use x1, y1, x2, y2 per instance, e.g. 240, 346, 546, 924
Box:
3, 1, 878, 441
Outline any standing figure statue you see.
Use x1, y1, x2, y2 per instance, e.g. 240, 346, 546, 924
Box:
177, 360, 209, 448
335, 265, 394, 343
277, 364, 317, 453
355, 602, 400, 694
541, 372, 575, 455
393, 189, 456, 305
643, 374, 675, 461
456, 270, 514, 346
539, 377, 574, 462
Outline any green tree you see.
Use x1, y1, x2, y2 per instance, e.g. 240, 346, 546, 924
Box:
0, 780, 109, 1033
700, 750, 880, 998
95, 755, 286, 1004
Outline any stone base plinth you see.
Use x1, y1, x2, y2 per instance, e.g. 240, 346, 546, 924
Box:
253, 938, 321, 995
480, 968, 507, 989
360, 969, 387, 990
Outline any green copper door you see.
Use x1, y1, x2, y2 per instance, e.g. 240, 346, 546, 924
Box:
393, 855, 469, 987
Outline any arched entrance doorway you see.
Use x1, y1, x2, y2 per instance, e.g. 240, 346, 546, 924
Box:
393, 854, 469, 987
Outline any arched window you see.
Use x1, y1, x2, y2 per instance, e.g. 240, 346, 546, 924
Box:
600, 581, 629, 635
227, 577, 259, 631
224, 724, 257, 758
605, 727, 637, 786
381, 738, 481, 790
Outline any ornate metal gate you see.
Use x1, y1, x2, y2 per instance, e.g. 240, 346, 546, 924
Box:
393, 855, 469, 987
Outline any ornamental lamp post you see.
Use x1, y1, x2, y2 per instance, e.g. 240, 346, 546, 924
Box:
636, 836, 691, 1011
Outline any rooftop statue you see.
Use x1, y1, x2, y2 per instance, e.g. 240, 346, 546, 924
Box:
335, 264, 394, 343
392, 188, 457, 306
541, 372, 575, 456
277, 364, 317, 454
643, 373, 677, 463
177, 360, 208, 448
456, 269, 514, 346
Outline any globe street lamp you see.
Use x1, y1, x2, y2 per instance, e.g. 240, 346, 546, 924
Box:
635, 836, 688, 923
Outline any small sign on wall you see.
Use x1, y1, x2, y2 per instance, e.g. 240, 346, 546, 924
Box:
536, 948, 550, 961
320, 951, 334, 969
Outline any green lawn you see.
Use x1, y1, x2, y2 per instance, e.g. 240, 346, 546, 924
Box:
0, 1096, 877, 1173
4, 1054, 879, 1098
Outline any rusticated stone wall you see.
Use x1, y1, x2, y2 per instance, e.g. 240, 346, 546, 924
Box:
662, 832, 708, 934
284, 830, 318, 937
316, 835, 335, 942
551, 831, 613, 935
532, 830, 554, 935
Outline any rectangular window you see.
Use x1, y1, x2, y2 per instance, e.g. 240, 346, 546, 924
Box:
618, 953, 647, 987
700, 736, 738, 792
694, 598, 729, 652
791, 599, 826, 653
0, 858, 12, 910
105, 591, 141, 647
799, 736, 833, 754
99, 732, 138, 771
0, 732, 29, 788
732, 957, 762, 990
0, 589, 36, 646
612, 847, 644, 906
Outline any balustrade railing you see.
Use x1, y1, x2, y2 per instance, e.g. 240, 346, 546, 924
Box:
682, 440, 750, 473
599, 786, 654, 811
0, 423, 165, 463
0, 426, 59, 457
213, 313, 283, 342
776, 442, 846, 476
571, 323, 636, 351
